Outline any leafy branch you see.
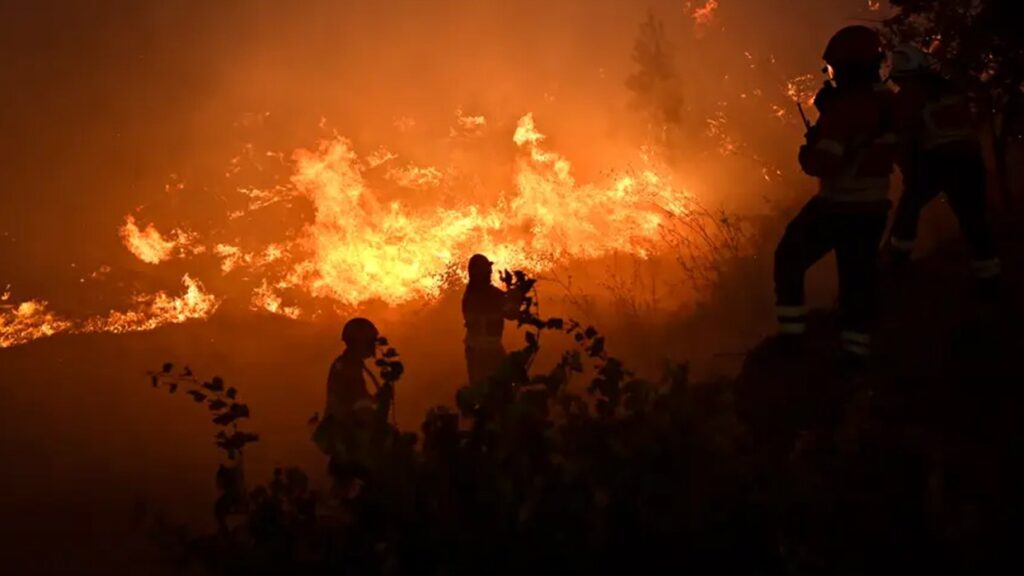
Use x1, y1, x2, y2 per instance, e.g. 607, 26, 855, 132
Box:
148, 363, 257, 460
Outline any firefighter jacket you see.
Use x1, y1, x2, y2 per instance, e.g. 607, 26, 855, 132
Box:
462, 282, 518, 350
895, 74, 978, 157
325, 352, 374, 417
800, 83, 898, 204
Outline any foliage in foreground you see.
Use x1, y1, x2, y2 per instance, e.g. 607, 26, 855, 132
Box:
145, 269, 1022, 575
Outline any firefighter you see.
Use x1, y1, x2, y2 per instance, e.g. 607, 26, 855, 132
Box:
774, 25, 898, 359
886, 43, 1001, 282
462, 254, 524, 386
314, 317, 380, 454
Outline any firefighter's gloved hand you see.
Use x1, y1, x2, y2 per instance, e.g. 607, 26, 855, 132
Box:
813, 82, 837, 114
508, 283, 529, 305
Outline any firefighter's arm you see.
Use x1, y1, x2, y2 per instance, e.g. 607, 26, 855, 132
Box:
799, 104, 847, 179
325, 361, 340, 405
501, 286, 526, 320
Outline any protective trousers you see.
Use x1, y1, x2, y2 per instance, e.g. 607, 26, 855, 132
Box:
775, 197, 889, 356
890, 149, 999, 278
465, 345, 507, 387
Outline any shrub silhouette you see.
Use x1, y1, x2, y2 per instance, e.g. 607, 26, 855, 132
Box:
144, 267, 1020, 575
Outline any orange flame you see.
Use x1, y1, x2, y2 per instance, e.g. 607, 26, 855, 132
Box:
274, 113, 692, 307
79, 274, 220, 334
386, 164, 445, 189
251, 279, 301, 319
4, 115, 706, 347
0, 275, 219, 348
0, 300, 75, 348
119, 215, 201, 264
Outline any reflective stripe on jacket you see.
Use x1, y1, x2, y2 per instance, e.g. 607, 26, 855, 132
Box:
896, 74, 978, 155
803, 83, 897, 204
462, 282, 514, 349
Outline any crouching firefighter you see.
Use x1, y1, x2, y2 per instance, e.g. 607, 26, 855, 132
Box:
886, 43, 1001, 282
462, 254, 525, 387
774, 25, 897, 359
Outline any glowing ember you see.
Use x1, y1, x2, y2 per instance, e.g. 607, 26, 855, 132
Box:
706, 111, 739, 155
691, 0, 719, 27
786, 73, 819, 108
453, 108, 487, 136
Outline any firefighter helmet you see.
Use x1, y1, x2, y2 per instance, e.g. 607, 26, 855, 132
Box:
889, 43, 932, 78
823, 25, 883, 66
341, 317, 379, 346
468, 254, 493, 276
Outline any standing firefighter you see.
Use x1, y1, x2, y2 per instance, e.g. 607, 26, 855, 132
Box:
313, 317, 380, 456
462, 254, 524, 386
886, 43, 1001, 282
775, 26, 897, 359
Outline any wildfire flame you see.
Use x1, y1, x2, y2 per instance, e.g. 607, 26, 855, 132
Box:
4, 114, 702, 348
251, 280, 301, 319
0, 300, 74, 349
386, 164, 445, 190
0, 5, 844, 352
80, 274, 220, 334
275, 113, 692, 306
119, 215, 202, 264
0, 275, 219, 348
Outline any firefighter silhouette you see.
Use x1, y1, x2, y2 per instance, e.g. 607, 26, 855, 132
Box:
462, 254, 524, 386
886, 43, 1001, 282
774, 26, 898, 359
313, 317, 380, 457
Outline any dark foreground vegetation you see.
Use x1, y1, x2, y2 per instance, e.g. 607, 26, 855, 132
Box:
141, 241, 1023, 575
